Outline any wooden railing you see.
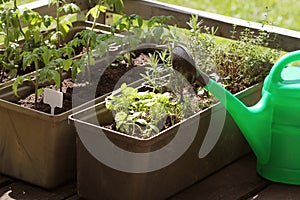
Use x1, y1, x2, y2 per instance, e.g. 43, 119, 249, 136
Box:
21, 0, 300, 52
19, 0, 92, 16
120, 0, 300, 52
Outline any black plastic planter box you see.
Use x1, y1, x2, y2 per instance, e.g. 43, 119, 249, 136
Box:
69, 83, 262, 200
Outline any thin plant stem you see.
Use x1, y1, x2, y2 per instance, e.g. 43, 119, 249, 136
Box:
34, 61, 39, 108
0, 64, 5, 83
14, 0, 25, 38
86, 0, 102, 83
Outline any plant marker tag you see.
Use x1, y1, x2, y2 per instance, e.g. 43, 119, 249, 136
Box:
43, 88, 63, 115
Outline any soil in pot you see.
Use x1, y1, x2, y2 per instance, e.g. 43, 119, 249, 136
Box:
13, 53, 152, 114
102, 81, 216, 139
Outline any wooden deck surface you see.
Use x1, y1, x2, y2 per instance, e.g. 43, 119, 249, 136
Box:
1, 153, 300, 200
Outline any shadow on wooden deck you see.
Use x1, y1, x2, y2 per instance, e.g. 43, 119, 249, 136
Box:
1, 153, 300, 200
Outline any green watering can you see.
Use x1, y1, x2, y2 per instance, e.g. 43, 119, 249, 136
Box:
172, 45, 300, 185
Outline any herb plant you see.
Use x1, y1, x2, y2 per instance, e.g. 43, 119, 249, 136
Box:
0, 0, 52, 83
69, 0, 110, 83
140, 49, 172, 93
69, 9, 174, 84
214, 25, 280, 92
10, 1, 81, 107
186, 15, 281, 93
105, 13, 281, 137
106, 83, 182, 138
106, 48, 202, 138
48, 0, 81, 47
13, 45, 74, 108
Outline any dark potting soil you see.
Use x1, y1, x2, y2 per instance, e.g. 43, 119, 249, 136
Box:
16, 51, 248, 117
0, 64, 36, 84
16, 53, 150, 114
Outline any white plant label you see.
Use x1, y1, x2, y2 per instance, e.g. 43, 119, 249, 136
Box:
43, 88, 63, 115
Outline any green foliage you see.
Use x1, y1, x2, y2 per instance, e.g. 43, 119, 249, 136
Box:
214, 26, 280, 92
21, 9, 53, 50
86, 5, 107, 19
111, 14, 143, 34
158, 0, 300, 31
74, 30, 109, 50
48, 0, 81, 46
0, 0, 10, 4
106, 83, 182, 138
104, 0, 123, 13
107, 13, 281, 137
110, 14, 174, 41
186, 15, 281, 93
87, 0, 123, 14
5, 0, 125, 109
147, 15, 174, 29
70, 0, 111, 83
58, 3, 81, 14
4, 0, 280, 122
13, 44, 75, 106
21, 9, 52, 28
3, 0, 81, 107
108, 46, 204, 138
140, 49, 172, 92
0, 7, 21, 44
0, 43, 21, 81
108, 14, 174, 66
0, 0, 53, 83
70, 9, 174, 83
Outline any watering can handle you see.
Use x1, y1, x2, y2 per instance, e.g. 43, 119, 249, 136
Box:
268, 50, 300, 84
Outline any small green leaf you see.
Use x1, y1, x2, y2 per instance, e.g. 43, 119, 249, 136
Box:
132, 111, 142, 118
120, 83, 127, 91
149, 124, 160, 133
137, 17, 143, 28
136, 118, 147, 125
115, 111, 127, 123
37, 88, 44, 97
43, 15, 53, 27
106, 101, 112, 110
145, 102, 156, 107
68, 37, 81, 48
67, 3, 81, 13
62, 59, 73, 71
12, 76, 25, 97
152, 26, 164, 40
40, 46, 54, 65
127, 114, 134, 122
86, 5, 106, 19
49, 70, 61, 88
48, 0, 55, 6
22, 52, 39, 70
114, 0, 124, 13
39, 67, 61, 88
71, 59, 83, 80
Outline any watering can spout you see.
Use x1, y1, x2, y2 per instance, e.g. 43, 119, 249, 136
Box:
171, 45, 271, 164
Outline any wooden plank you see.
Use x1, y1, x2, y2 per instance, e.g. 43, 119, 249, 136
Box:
19, 0, 95, 17
65, 195, 78, 200
248, 184, 300, 199
120, 0, 300, 52
0, 175, 13, 188
21, 0, 300, 52
0, 181, 76, 200
169, 154, 270, 200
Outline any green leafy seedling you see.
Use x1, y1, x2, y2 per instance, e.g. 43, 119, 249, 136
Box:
106, 83, 182, 138
48, 0, 81, 47
13, 45, 75, 108
0, 0, 53, 83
